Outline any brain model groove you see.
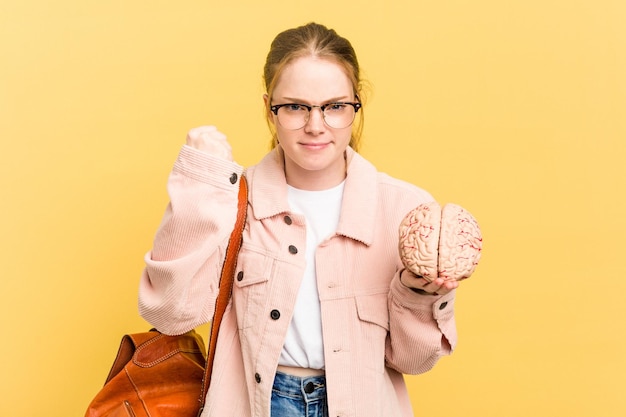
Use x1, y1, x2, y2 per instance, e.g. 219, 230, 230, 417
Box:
398, 201, 483, 282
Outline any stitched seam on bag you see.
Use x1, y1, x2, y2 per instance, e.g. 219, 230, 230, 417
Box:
133, 334, 201, 368
134, 349, 182, 367
125, 368, 151, 417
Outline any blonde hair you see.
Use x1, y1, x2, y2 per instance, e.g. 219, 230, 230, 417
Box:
263, 22, 365, 152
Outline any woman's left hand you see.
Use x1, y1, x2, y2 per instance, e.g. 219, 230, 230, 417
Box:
401, 271, 460, 296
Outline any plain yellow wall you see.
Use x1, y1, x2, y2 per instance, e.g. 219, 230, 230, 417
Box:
1, 1, 625, 416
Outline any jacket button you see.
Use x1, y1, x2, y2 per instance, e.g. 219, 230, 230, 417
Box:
284, 215, 292, 225
229, 173, 238, 184
270, 309, 281, 320
237, 271, 244, 281
255, 373, 261, 383
439, 302, 448, 310
288, 245, 298, 254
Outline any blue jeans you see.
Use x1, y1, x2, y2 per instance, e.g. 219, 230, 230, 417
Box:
271, 371, 329, 417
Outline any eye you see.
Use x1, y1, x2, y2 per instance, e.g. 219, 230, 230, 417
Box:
325, 103, 348, 113
283, 104, 307, 112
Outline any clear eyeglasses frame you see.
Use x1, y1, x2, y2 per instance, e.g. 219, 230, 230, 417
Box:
269, 102, 362, 130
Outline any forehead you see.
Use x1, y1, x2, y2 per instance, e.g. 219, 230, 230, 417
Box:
272, 56, 353, 101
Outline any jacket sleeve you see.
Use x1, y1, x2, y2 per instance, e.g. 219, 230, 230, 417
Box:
385, 268, 457, 375
138, 145, 244, 335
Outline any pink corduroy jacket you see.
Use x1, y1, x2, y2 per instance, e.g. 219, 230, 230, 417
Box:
139, 145, 457, 417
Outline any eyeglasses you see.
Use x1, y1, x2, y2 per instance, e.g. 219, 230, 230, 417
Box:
270, 102, 362, 130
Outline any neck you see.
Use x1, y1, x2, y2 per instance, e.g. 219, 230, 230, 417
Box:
284, 153, 347, 191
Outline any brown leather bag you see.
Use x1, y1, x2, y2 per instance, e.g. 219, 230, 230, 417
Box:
85, 175, 248, 417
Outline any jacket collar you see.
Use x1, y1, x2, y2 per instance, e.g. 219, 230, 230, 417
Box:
248, 147, 377, 246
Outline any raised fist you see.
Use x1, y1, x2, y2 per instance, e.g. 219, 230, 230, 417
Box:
185, 125, 233, 161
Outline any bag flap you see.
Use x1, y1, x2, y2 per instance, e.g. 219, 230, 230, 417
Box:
133, 330, 206, 368
104, 330, 161, 384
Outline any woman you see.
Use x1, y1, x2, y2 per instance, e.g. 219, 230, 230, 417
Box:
139, 22, 460, 417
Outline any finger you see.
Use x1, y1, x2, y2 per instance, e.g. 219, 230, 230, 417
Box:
402, 271, 431, 289
421, 280, 443, 293
444, 279, 460, 291
187, 126, 219, 142
185, 126, 232, 159
432, 278, 459, 295
199, 127, 224, 139
187, 125, 216, 138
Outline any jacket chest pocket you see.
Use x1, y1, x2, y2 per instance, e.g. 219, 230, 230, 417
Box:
232, 246, 273, 330
355, 293, 390, 373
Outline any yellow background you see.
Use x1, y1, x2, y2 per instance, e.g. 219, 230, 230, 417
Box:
1, 1, 625, 416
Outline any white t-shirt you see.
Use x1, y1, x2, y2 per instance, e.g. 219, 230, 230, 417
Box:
278, 181, 345, 369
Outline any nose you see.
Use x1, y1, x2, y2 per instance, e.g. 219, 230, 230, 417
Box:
304, 107, 326, 133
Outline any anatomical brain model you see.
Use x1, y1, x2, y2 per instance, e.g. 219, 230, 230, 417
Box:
399, 201, 483, 282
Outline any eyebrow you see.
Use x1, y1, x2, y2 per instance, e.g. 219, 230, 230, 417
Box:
278, 95, 352, 104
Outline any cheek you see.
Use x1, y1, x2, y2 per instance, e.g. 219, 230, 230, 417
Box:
275, 124, 295, 143
337, 127, 353, 144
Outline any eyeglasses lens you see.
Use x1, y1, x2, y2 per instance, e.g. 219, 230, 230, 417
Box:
277, 104, 357, 130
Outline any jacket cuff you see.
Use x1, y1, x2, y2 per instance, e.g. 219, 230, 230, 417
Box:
173, 145, 244, 188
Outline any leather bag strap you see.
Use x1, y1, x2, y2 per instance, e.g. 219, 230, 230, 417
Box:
198, 174, 248, 414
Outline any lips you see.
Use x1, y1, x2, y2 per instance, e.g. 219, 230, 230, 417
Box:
299, 141, 330, 149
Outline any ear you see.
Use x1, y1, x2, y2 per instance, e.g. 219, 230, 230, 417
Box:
263, 94, 275, 124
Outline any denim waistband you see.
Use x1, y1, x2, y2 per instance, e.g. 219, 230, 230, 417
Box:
272, 371, 327, 401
